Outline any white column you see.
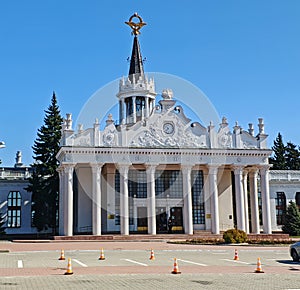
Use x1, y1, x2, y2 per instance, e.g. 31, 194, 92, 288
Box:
243, 170, 249, 234
233, 166, 246, 232
64, 165, 74, 236
145, 97, 149, 118
182, 165, 193, 235
146, 165, 157, 235
132, 96, 136, 123
91, 163, 103, 236
58, 167, 64, 236
120, 99, 125, 124
249, 168, 260, 234
119, 165, 129, 235
208, 165, 219, 234
260, 165, 272, 234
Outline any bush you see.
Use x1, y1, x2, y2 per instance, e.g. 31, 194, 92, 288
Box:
223, 229, 247, 243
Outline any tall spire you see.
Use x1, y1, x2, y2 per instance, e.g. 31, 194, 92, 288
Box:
128, 36, 144, 78
125, 13, 146, 80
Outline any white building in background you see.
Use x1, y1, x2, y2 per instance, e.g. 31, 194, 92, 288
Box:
0, 152, 38, 235
56, 14, 274, 237
269, 170, 300, 231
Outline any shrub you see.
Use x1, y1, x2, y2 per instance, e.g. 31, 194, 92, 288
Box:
223, 229, 247, 243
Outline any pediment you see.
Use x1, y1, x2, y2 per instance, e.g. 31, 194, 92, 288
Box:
128, 105, 207, 148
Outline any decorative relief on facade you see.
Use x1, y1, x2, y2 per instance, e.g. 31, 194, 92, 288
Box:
72, 130, 92, 147
241, 131, 258, 149
130, 124, 207, 148
103, 132, 115, 146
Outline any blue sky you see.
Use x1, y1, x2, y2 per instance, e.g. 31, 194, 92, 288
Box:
0, 1, 300, 166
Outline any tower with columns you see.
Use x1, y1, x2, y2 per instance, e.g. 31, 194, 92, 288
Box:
56, 14, 273, 237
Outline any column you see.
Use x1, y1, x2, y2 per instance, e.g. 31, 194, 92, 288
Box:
260, 165, 272, 234
64, 165, 74, 236
233, 166, 246, 232
57, 167, 64, 236
91, 163, 103, 236
182, 165, 193, 235
146, 165, 157, 235
132, 97, 136, 123
243, 171, 249, 234
119, 99, 125, 124
145, 97, 149, 118
119, 164, 129, 235
208, 165, 220, 234
249, 168, 260, 234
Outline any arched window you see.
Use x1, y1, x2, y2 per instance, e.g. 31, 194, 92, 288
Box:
7, 191, 21, 228
276, 192, 286, 225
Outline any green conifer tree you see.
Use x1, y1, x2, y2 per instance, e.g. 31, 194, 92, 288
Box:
0, 212, 6, 238
282, 201, 300, 236
285, 142, 300, 170
26, 92, 63, 233
270, 133, 286, 169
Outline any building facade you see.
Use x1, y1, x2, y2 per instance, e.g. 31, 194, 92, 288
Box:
269, 170, 300, 231
56, 14, 274, 237
0, 152, 38, 235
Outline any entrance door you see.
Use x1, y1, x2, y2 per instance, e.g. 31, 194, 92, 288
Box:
156, 207, 167, 233
137, 207, 148, 232
170, 207, 183, 233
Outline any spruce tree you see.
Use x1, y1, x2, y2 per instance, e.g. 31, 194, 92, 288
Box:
270, 133, 286, 169
282, 201, 300, 236
285, 142, 300, 170
0, 212, 6, 238
26, 92, 63, 233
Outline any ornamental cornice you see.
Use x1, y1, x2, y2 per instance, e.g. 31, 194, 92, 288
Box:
58, 146, 272, 157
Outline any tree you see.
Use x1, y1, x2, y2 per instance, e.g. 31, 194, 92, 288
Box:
270, 133, 286, 169
282, 201, 300, 236
285, 142, 300, 170
0, 212, 6, 238
26, 92, 63, 233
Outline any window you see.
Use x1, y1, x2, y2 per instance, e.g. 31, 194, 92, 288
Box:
7, 191, 21, 228
128, 170, 147, 198
276, 192, 286, 225
296, 192, 300, 210
191, 171, 205, 224
155, 170, 183, 198
115, 171, 120, 225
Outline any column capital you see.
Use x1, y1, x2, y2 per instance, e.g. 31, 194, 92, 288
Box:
207, 164, 219, 175
232, 165, 244, 175
90, 163, 104, 173
181, 164, 193, 174
248, 167, 258, 177
258, 164, 271, 175
146, 164, 158, 174
117, 164, 130, 175
63, 164, 75, 174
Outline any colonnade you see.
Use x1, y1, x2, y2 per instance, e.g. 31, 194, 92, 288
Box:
58, 163, 272, 236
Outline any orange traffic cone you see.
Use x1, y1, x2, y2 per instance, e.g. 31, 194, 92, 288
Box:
171, 258, 181, 274
99, 248, 105, 260
64, 258, 73, 275
59, 249, 65, 260
233, 249, 239, 261
149, 249, 155, 260
255, 257, 264, 273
